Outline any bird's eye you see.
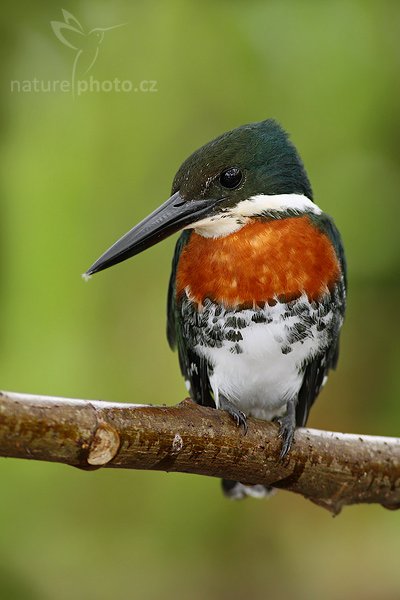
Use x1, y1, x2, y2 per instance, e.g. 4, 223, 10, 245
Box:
219, 167, 243, 189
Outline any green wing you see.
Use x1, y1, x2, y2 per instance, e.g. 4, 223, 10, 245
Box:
167, 231, 190, 350
167, 231, 214, 407
296, 215, 347, 426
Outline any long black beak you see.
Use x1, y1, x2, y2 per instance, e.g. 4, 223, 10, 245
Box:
85, 192, 216, 276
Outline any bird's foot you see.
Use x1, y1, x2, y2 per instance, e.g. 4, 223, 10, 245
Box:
273, 400, 296, 460
219, 395, 248, 434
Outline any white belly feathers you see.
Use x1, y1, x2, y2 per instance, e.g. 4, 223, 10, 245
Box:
193, 294, 334, 420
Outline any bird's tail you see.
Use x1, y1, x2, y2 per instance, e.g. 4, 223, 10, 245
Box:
221, 479, 277, 500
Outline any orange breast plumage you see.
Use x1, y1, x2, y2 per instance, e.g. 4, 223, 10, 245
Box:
175, 216, 341, 308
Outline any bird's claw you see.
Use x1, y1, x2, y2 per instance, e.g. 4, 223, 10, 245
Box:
219, 395, 248, 434
232, 409, 248, 433
274, 415, 295, 460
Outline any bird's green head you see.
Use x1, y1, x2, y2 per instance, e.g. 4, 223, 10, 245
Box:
86, 119, 318, 276
172, 118, 312, 205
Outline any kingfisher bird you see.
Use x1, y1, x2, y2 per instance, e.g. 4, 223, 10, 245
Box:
85, 119, 346, 499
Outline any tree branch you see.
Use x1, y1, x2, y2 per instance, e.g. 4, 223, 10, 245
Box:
0, 390, 399, 514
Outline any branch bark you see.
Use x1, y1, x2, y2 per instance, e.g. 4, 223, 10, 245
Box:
0, 390, 399, 514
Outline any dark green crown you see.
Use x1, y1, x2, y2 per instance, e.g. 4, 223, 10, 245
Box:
172, 119, 313, 206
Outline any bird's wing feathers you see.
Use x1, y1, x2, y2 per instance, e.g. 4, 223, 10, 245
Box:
167, 230, 191, 350
295, 338, 338, 427
167, 231, 214, 407
296, 219, 347, 427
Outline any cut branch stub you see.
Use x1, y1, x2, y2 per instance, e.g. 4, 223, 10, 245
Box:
87, 422, 120, 465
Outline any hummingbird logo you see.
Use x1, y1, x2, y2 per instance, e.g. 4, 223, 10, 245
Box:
51, 9, 126, 96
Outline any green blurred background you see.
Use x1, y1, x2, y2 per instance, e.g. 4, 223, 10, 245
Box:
1, 1, 399, 598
